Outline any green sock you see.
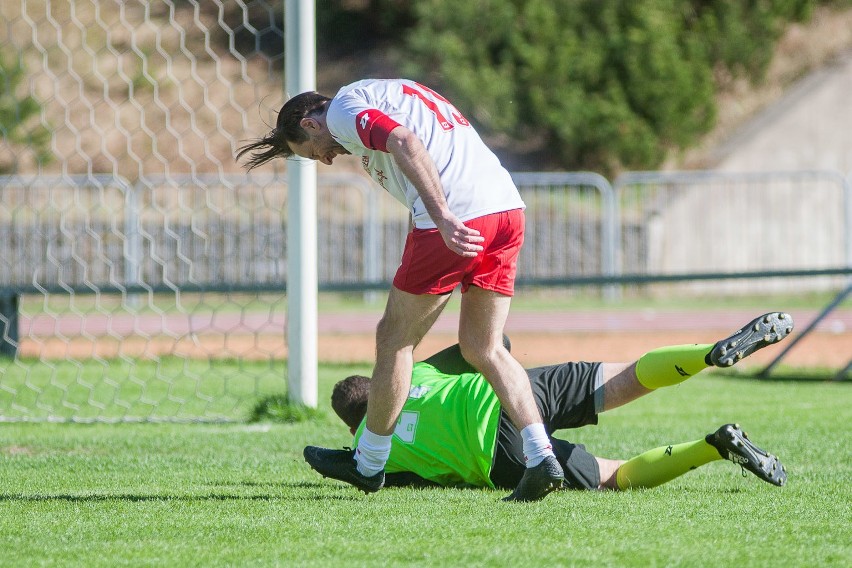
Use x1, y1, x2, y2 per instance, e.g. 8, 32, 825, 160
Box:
635, 344, 713, 390
616, 439, 722, 490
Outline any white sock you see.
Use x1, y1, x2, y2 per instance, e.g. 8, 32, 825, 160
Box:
521, 423, 555, 467
355, 427, 392, 477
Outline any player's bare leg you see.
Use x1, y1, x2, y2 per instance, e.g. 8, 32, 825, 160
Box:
458, 286, 564, 502
366, 287, 452, 435
458, 288, 541, 428
596, 458, 625, 489
599, 362, 648, 412
303, 286, 450, 493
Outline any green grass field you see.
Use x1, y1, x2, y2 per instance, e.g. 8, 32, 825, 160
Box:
1, 366, 850, 567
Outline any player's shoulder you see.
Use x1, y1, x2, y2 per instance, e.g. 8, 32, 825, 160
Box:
411, 361, 463, 383
334, 78, 386, 96
332, 78, 417, 104
337, 78, 410, 90
328, 80, 380, 121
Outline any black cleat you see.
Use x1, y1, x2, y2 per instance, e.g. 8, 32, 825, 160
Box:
709, 312, 794, 367
502, 455, 565, 502
706, 424, 787, 487
303, 446, 385, 493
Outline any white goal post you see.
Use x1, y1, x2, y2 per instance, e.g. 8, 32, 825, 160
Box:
0, 0, 321, 420
284, 0, 318, 408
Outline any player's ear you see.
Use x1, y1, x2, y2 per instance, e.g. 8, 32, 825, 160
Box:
299, 117, 321, 132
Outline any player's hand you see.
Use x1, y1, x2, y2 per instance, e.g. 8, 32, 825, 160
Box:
437, 218, 484, 258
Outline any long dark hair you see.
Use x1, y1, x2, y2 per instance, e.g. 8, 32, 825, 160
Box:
237, 91, 331, 169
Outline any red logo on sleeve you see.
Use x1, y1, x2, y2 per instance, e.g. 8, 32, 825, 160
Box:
355, 109, 401, 152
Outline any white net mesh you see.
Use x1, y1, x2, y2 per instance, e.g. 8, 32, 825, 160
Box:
1, 1, 285, 178
0, 1, 296, 421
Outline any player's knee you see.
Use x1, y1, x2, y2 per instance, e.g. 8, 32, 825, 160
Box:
458, 338, 500, 370
375, 313, 421, 352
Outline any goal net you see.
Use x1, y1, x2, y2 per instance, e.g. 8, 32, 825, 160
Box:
0, 1, 381, 422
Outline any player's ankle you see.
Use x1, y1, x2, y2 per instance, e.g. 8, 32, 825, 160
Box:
355, 427, 391, 477
520, 423, 554, 468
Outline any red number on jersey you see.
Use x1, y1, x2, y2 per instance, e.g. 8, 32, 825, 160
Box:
402, 83, 470, 131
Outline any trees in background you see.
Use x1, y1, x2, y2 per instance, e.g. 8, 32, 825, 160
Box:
401, 0, 825, 173
320, 0, 835, 173
0, 52, 51, 173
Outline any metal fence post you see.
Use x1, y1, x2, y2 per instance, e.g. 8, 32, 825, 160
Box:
364, 187, 380, 303
761, 280, 852, 377
0, 291, 19, 358
844, 173, 852, 269
125, 180, 143, 309
600, 179, 620, 301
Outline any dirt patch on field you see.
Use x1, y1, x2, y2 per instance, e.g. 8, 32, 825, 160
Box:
318, 330, 852, 370
20, 328, 852, 372
17, 307, 851, 372
2, 446, 37, 456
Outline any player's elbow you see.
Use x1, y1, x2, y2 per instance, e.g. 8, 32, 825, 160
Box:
386, 126, 422, 156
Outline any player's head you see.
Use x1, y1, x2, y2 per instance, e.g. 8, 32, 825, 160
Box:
237, 91, 333, 169
331, 375, 370, 433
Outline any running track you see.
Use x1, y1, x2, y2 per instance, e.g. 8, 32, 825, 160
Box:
19, 308, 852, 337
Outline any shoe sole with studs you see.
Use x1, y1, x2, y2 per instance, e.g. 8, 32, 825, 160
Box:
706, 424, 787, 486
710, 312, 794, 367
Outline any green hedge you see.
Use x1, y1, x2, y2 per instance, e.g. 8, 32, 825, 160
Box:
0, 52, 52, 172
401, 0, 830, 173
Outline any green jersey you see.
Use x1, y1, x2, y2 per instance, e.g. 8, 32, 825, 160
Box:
353, 362, 501, 488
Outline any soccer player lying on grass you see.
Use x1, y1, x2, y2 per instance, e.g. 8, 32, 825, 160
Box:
305, 312, 793, 499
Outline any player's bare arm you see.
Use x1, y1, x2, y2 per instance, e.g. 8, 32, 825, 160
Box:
385, 126, 484, 258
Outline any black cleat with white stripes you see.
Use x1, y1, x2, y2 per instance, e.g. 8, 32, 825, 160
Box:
303, 446, 385, 493
709, 312, 794, 367
706, 423, 787, 487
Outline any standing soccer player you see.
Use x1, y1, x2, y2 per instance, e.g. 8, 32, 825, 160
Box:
238, 78, 563, 501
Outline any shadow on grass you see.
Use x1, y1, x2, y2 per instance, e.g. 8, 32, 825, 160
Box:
676, 485, 751, 495
209, 480, 287, 488
710, 370, 850, 384
0, 482, 365, 503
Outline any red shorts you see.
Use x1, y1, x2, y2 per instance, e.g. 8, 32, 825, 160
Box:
392, 209, 525, 296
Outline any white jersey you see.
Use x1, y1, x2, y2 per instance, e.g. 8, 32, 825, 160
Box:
326, 79, 525, 229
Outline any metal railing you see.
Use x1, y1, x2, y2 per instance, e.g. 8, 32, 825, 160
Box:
3, 169, 851, 293
2, 169, 850, 380
613, 169, 852, 294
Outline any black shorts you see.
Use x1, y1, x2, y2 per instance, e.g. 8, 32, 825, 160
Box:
489, 361, 602, 490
